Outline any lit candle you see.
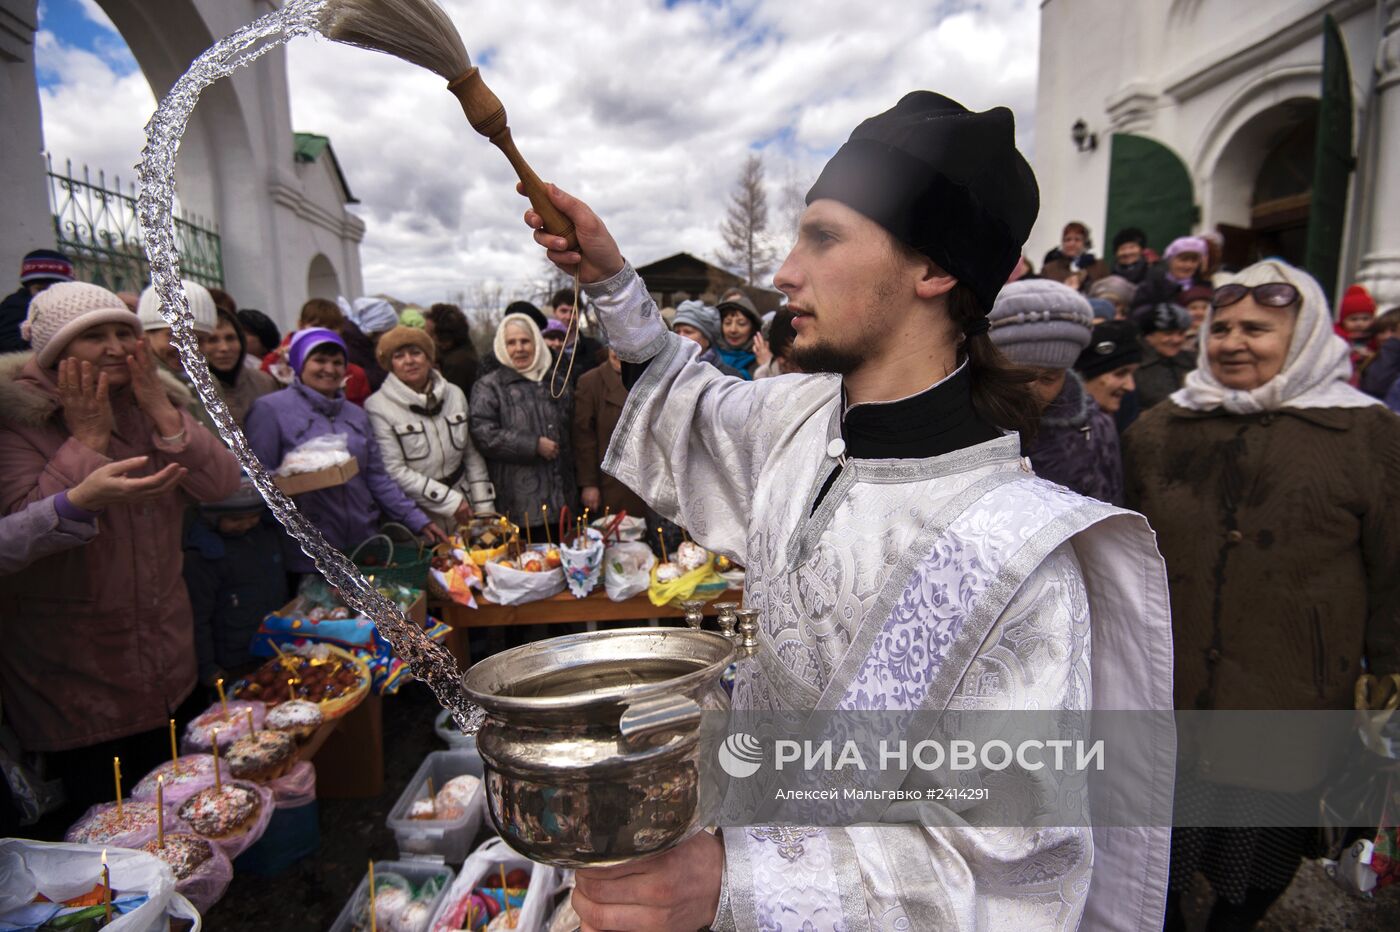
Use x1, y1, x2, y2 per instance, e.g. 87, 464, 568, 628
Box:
288, 677, 298, 702
168, 718, 180, 774
368, 860, 378, 932
215, 677, 229, 718
156, 777, 165, 849
499, 862, 513, 927
113, 757, 123, 819
541, 504, 552, 546
101, 849, 112, 925
657, 528, 669, 565
210, 729, 222, 792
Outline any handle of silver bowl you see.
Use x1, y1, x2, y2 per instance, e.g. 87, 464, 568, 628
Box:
618, 693, 703, 750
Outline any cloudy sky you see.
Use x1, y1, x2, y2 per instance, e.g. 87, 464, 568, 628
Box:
36, 0, 1040, 305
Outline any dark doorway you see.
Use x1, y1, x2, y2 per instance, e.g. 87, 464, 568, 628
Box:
1247, 107, 1317, 267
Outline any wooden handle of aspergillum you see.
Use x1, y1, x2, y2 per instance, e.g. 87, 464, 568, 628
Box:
448, 68, 578, 252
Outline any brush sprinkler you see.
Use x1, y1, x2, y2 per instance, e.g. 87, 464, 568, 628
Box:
318, 0, 577, 251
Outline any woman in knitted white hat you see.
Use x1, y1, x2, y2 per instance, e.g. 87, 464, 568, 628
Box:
0, 281, 240, 817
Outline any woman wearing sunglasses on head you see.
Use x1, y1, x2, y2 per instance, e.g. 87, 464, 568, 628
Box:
1122, 259, 1400, 931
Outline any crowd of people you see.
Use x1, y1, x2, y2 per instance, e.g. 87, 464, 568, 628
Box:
0, 186, 1397, 930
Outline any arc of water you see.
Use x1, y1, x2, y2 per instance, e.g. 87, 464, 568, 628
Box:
135, 0, 482, 734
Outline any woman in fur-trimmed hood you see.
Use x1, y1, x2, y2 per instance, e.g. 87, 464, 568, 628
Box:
0, 282, 239, 817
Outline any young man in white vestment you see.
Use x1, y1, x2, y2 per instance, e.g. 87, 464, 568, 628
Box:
523, 92, 1176, 932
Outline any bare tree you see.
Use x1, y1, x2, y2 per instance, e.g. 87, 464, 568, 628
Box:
717, 153, 778, 286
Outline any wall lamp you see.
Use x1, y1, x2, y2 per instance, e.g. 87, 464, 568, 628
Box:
1071, 118, 1098, 152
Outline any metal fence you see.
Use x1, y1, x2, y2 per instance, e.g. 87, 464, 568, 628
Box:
46, 155, 224, 293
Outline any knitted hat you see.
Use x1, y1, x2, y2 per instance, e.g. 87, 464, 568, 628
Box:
201, 472, 265, 514
288, 327, 347, 375
988, 279, 1093, 370
376, 325, 436, 371
1178, 284, 1214, 307
1111, 227, 1147, 250
399, 307, 426, 328
23, 282, 141, 368
338, 296, 398, 335
1134, 302, 1192, 335
1339, 285, 1377, 320
1075, 319, 1143, 379
1088, 274, 1135, 308
19, 249, 74, 286
1163, 236, 1207, 261
671, 300, 721, 347
1087, 298, 1117, 322
137, 281, 217, 335
806, 91, 1038, 315
542, 319, 569, 339
717, 293, 762, 332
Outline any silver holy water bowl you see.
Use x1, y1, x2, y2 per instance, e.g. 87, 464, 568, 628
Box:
461, 624, 756, 868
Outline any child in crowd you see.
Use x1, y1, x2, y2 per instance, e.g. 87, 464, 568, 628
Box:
183, 475, 288, 685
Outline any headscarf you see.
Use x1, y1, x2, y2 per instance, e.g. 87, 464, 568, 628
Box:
336, 296, 398, 336
1171, 259, 1383, 414
288, 327, 347, 376
493, 313, 550, 383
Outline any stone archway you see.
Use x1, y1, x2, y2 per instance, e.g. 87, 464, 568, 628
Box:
307, 253, 341, 301
1, 0, 363, 327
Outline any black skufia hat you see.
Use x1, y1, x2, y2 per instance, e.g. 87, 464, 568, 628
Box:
806, 91, 1039, 315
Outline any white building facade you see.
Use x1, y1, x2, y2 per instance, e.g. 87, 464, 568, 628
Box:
1032, 0, 1400, 308
0, 0, 364, 327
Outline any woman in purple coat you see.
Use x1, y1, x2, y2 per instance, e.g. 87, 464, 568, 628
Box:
244, 328, 443, 574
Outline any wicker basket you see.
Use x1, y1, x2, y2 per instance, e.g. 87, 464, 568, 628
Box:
350, 523, 431, 590
461, 513, 517, 566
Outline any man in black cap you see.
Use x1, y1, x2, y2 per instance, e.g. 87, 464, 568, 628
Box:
0, 249, 74, 353
522, 92, 1173, 932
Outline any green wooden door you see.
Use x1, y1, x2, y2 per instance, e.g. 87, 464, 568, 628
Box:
1304, 13, 1355, 304
1104, 134, 1198, 255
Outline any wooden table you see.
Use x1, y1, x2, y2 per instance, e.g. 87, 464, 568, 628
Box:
431, 589, 735, 665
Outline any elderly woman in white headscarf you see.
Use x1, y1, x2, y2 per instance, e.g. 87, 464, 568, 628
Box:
1123, 259, 1400, 931
468, 313, 576, 541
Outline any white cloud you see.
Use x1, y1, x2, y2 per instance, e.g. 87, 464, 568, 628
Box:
36, 29, 156, 187
39, 0, 1040, 305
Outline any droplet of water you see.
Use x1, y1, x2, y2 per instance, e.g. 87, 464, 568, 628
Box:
135, 0, 482, 734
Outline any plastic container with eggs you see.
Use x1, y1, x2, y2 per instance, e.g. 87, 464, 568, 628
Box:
387, 750, 487, 864
427, 836, 560, 932
329, 859, 455, 932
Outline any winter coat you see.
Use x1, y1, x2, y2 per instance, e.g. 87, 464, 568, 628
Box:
554, 335, 604, 389
154, 357, 219, 435
0, 288, 31, 354
244, 381, 431, 572
438, 344, 480, 399
1027, 370, 1124, 504
215, 365, 278, 428
0, 493, 97, 575
1131, 263, 1199, 312
183, 513, 287, 681
0, 352, 241, 752
1124, 402, 1400, 789
1134, 343, 1197, 410
468, 365, 577, 526
364, 370, 494, 528
1360, 339, 1400, 400
571, 363, 648, 519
